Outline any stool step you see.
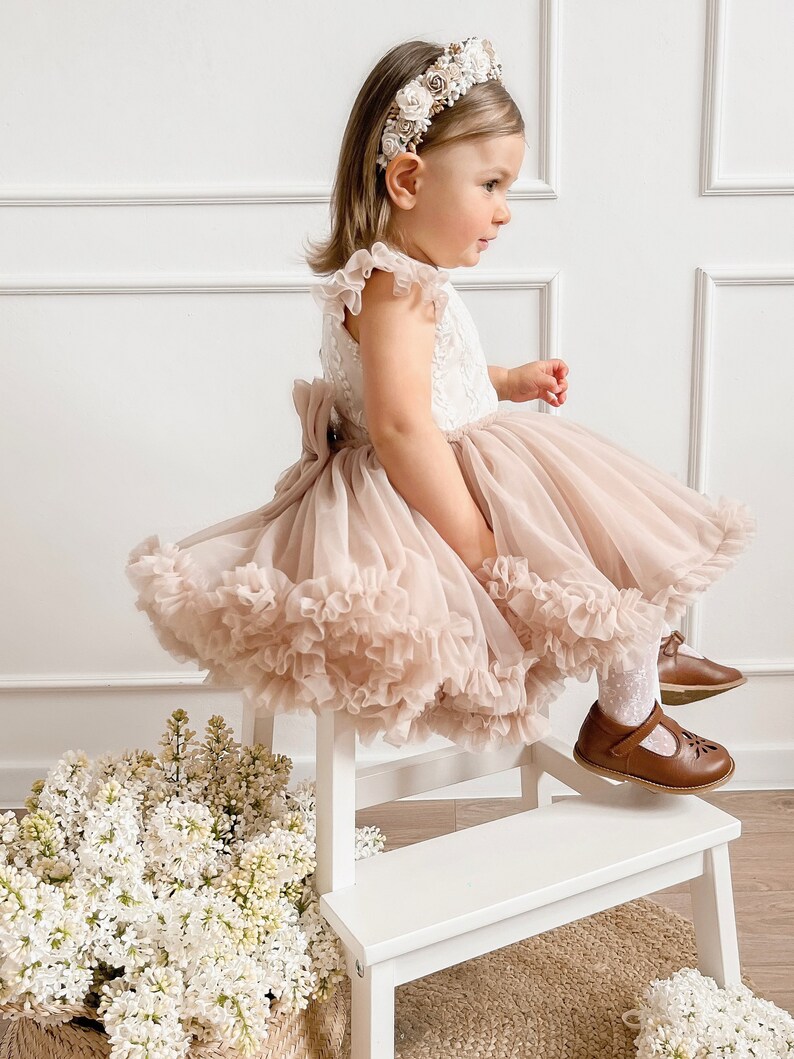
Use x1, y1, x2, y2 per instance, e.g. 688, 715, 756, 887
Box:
319, 784, 740, 968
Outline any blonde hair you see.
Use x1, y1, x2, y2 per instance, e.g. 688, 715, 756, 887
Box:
303, 38, 526, 276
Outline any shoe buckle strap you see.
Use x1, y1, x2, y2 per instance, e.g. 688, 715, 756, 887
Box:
609, 702, 665, 758
661, 629, 686, 658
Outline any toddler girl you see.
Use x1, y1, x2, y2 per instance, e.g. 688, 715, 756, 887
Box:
126, 36, 757, 795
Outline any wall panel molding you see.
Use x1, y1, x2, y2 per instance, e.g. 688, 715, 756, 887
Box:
701, 0, 794, 195
0, 265, 559, 692
4, 740, 794, 809
0, 1, 560, 206
0, 657, 786, 695
686, 265, 794, 663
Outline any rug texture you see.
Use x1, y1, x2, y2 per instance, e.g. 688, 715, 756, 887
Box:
338, 896, 761, 1058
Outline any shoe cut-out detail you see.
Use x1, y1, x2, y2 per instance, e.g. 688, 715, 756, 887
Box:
679, 729, 721, 759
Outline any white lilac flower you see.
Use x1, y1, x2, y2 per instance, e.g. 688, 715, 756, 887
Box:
182, 954, 274, 1055
141, 887, 249, 968
93, 749, 160, 819
0, 813, 19, 865
0, 861, 93, 1006
13, 807, 75, 884
0, 709, 388, 1059
144, 799, 223, 889
153, 711, 202, 794
101, 968, 190, 1059
628, 966, 794, 1057
35, 750, 95, 840
256, 913, 316, 1010
77, 780, 145, 873
298, 894, 347, 1001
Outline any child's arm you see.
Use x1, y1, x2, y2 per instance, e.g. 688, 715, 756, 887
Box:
487, 364, 510, 400
358, 270, 498, 573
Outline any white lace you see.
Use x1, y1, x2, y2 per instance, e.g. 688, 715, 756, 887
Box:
596, 639, 676, 755
311, 241, 499, 440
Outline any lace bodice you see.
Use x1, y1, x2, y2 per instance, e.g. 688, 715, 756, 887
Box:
310, 241, 499, 441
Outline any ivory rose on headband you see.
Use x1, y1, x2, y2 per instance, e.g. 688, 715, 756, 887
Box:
377, 36, 505, 171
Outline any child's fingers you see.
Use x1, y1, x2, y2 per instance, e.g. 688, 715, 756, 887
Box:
545, 358, 568, 377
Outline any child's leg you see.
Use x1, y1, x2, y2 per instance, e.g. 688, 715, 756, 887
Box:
596, 638, 676, 755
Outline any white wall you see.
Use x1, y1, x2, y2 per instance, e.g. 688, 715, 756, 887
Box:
1, 0, 792, 806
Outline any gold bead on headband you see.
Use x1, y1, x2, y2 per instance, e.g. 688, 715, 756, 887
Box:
377, 36, 504, 171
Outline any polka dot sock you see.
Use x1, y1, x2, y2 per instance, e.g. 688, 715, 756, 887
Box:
596, 639, 676, 756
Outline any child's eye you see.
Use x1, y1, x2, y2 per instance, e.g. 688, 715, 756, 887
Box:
483, 179, 500, 193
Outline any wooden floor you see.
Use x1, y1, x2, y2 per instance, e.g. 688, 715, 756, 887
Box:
354, 789, 794, 1016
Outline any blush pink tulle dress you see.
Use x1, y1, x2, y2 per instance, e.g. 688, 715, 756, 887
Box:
125, 240, 757, 753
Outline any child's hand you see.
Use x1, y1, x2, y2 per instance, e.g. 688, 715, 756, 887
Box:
505, 359, 568, 407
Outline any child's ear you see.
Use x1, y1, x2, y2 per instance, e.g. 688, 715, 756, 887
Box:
385, 153, 422, 210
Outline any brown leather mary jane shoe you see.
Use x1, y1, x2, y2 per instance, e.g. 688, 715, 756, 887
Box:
658, 630, 747, 706
573, 699, 735, 795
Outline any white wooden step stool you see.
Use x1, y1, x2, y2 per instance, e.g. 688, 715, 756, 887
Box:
312, 708, 743, 1058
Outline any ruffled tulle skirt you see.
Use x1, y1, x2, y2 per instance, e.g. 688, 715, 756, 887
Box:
125, 377, 757, 752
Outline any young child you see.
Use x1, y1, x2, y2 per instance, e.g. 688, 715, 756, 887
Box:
126, 36, 757, 795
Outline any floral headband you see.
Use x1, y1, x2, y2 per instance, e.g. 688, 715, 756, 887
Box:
376, 36, 504, 171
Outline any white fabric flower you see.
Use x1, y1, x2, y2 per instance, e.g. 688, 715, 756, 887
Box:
380, 128, 405, 161
460, 38, 491, 81
378, 36, 504, 169
394, 80, 434, 122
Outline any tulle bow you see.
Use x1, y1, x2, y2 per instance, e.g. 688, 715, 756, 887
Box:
257, 377, 336, 522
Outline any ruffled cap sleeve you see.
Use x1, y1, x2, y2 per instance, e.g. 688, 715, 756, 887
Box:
310, 240, 450, 326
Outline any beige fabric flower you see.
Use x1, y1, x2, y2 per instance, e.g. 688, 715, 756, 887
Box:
377, 36, 504, 171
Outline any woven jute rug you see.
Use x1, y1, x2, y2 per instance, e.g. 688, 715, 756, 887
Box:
337, 895, 761, 1059
0, 897, 763, 1059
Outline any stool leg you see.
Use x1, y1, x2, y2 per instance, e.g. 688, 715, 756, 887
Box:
519, 761, 553, 809
315, 710, 357, 895
239, 689, 275, 750
253, 713, 274, 751
689, 843, 742, 988
519, 737, 553, 810
350, 959, 395, 1059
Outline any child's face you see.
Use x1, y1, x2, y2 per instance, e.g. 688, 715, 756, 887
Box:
385, 134, 525, 269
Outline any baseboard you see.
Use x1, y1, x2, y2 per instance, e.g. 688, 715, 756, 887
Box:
343, 743, 794, 799
2, 743, 792, 810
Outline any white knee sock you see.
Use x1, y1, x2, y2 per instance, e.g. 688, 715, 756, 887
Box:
596, 639, 676, 755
